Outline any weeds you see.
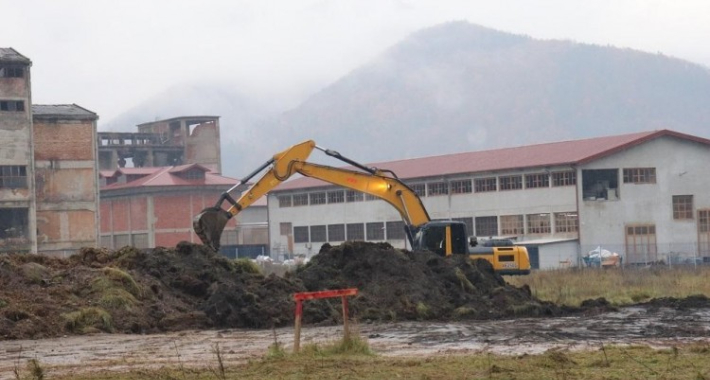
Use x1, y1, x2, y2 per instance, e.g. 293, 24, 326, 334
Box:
61, 307, 113, 333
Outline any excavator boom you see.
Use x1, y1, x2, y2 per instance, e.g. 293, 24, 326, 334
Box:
193, 140, 430, 250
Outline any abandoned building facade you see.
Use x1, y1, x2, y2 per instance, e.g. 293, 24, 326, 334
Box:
0, 48, 100, 256
267, 130, 710, 269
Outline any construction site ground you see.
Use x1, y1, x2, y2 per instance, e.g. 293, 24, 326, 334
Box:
1, 242, 709, 378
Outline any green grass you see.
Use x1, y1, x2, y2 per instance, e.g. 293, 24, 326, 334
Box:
61, 307, 113, 333
506, 266, 710, 307
45, 343, 710, 380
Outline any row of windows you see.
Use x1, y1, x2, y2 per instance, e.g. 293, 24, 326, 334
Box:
288, 212, 579, 244
278, 171, 577, 207
0, 165, 27, 188
0, 100, 25, 112
0, 66, 24, 78
292, 221, 406, 243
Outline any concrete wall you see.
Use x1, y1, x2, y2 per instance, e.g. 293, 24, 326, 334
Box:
578, 136, 710, 263
0, 60, 35, 253
33, 117, 99, 256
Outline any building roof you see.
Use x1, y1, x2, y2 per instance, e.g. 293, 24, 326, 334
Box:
0, 48, 31, 64
32, 104, 98, 121
102, 166, 238, 190
136, 115, 220, 127
275, 129, 710, 191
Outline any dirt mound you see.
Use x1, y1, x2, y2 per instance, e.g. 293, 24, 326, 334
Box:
296, 242, 557, 322
1, 241, 556, 340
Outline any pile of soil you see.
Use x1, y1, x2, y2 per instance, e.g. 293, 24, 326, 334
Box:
0, 241, 557, 340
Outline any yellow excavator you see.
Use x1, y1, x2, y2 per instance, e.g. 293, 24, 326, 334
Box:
193, 140, 531, 275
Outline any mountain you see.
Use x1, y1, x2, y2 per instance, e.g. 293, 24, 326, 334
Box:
269, 21, 710, 165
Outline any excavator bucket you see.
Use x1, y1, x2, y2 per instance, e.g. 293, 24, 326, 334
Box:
192, 206, 232, 251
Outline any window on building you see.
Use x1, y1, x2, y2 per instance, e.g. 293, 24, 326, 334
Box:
292, 193, 308, 206
278, 195, 292, 207
451, 217, 474, 237
554, 212, 579, 233
113, 234, 131, 248
499, 175, 523, 191
0, 208, 29, 241
280, 222, 292, 236
366, 222, 385, 240
310, 225, 327, 242
0, 100, 25, 112
0, 66, 24, 78
623, 168, 656, 184
386, 221, 406, 240
526, 213, 551, 234
346, 223, 365, 240
183, 169, 204, 180
672, 195, 693, 220
219, 230, 238, 247
294, 226, 309, 243
500, 215, 524, 235
582, 169, 619, 201
552, 171, 576, 186
699, 210, 710, 257
328, 224, 345, 241
309, 192, 326, 205
427, 181, 449, 196
450, 179, 472, 194
365, 193, 378, 201
346, 190, 363, 202
409, 183, 426, 197
0, 166, 27, 188
525, 173, 550, 189
475, 216, 498, 237
625, 224, 658, 264
327, 190, 345, 204
474, 177, 497, 192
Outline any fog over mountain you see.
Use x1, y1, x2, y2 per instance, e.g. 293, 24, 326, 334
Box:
107, 21, 710, 178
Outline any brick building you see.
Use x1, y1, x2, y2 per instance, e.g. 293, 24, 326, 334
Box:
1, 47, 100, 255
99, 165, 268, 257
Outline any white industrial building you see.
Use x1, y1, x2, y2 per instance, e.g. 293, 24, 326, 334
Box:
264, 130, 710, 269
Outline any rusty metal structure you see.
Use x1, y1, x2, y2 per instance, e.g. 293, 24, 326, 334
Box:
98, 116, 222, 173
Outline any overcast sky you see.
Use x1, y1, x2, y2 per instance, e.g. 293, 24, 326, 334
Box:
3, 0, 709, 127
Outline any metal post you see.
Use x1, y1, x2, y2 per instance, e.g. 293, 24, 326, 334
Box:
294, 299, 302, 353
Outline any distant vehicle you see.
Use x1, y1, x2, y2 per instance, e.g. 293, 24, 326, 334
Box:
583, 246, 621, 267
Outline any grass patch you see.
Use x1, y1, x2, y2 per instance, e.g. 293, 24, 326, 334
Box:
233, 258, 262, 274
101, 267, 142, 297
507, 266, 710, 307
98, 288, 138, 310
62, 307, 113, 333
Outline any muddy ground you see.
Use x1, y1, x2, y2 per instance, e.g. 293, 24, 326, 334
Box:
0, 241, 570, 340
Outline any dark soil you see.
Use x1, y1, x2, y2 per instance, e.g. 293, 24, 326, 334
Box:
0, 241, 665, 340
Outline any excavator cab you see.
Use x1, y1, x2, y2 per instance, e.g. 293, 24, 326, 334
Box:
412, 221, 469, 256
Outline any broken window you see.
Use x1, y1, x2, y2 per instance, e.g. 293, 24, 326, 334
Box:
0, 208, 29, 241
0, 165, 27, 188
474, 177, 497, 192
0, 100, 25, 112
0, 66, 24, 78
672, 195, 693, 220
582, 169, 619, 201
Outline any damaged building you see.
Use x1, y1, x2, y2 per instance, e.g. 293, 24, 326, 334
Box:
0, 48, 100, 256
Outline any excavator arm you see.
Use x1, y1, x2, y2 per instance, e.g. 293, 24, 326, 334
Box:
193, 140, 431, 251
